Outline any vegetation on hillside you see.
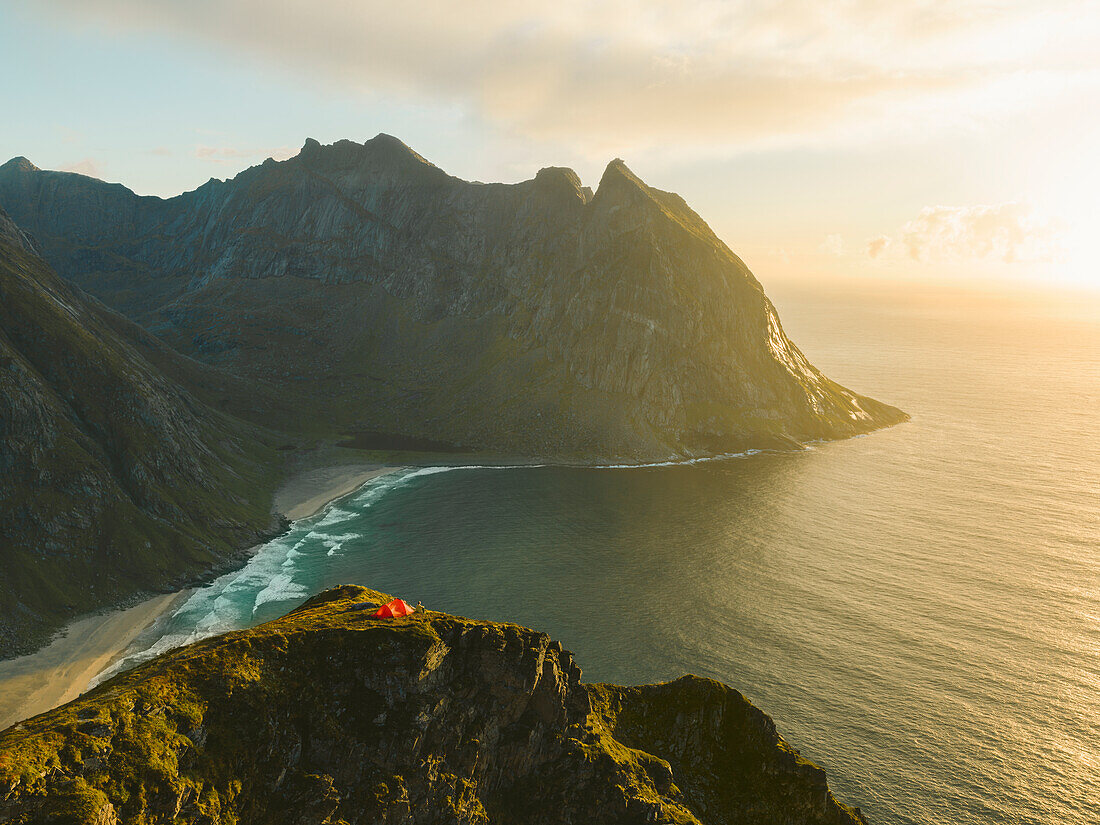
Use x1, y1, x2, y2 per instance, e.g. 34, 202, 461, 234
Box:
0, 585, 868, 824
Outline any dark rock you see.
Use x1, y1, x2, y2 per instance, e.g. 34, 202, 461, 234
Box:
0, 208, 281, 658
0, 139, 906, 460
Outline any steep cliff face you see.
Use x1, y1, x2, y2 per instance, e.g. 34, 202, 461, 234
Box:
0, 139, 906, 458
0, 208, 282, 658
0, 206, 36, 255
0, 585, 868, 824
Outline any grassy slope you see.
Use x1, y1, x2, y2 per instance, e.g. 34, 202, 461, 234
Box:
0, 237, 286, 658
0, 585, 867, 825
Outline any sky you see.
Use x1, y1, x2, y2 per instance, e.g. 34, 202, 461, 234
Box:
2, 0, 1098, 290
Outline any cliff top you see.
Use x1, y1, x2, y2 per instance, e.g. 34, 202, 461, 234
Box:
0, 584, 867, 825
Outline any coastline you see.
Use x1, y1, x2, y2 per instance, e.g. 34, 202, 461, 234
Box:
0, 461, 400, 732
273, 463, 399, 521
0, 592, 185, 731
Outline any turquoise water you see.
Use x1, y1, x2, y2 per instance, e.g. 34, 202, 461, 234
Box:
102, 281, 1100, 825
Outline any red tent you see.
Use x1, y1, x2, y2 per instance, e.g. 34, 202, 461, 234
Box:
372, 598, 416, 618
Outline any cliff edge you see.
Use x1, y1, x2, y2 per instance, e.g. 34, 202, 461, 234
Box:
0, 585, 867, 824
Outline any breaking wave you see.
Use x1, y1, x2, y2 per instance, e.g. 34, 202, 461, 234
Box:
90, 451, 764, 687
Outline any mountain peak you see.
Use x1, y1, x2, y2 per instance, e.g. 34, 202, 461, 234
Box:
599, 157, 644, 186
536, 166, 583, 186
592, 157, 653, 207
364, 132, 434, 167
367, 132, 410, 150
1, 156, 39, 174
292, 134, 435, 170
534, 166, 589, 204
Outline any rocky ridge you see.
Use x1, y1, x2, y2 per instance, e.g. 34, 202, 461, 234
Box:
0, 205, 36, 255
0, 138, 906, 458
0, 585, 868, 824
0, 207, 282, 658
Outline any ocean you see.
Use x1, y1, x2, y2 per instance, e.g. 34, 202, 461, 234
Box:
99, 278, 1100, 825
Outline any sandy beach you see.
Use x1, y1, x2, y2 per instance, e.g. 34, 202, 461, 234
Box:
0, 592, 183, 731
273, 463, 398, 521
0, 461, 399, 732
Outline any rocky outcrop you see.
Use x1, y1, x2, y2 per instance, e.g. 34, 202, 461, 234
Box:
0, 585, 868, 824
0, 139, 906, 459
0, 208, 283, 658
0, 204, 36, 255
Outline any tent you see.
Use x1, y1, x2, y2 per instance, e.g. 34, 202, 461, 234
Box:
372, 598, 416, 618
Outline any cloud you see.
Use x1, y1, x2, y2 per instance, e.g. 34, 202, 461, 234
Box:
867, 236, 891, 259
194, 145, 296, 164
59, 158, 102, 177
28, 0, 1100, 156
870, 203, 1062, 264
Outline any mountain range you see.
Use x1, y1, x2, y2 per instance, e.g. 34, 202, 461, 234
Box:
0, 137, 905, 821
0, 137, 905, 459
0, 136, 906, 656
0, 206, 281, 657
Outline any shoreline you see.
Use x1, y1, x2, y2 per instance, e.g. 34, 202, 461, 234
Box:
0, 461, 400, 732
273, 463, 400, 521
0, 592, 184, 731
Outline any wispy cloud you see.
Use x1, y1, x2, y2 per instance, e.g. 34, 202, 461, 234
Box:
869, 203, 1063, 264
867, 236, 890, 259
194, 145, 296, 165
31, 0, 1100, 156
59, 157, 102, 177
